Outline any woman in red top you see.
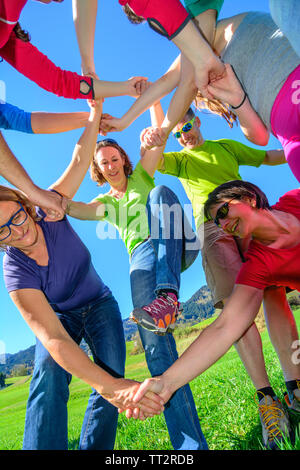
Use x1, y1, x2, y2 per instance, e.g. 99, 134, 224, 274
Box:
0, 0, 145, 100
132, 180, 300, 448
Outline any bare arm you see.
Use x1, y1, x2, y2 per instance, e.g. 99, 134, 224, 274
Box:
160, 54, 197, 138
66, 199, 105, 220
172, 19, 225, 98
263, 149, 286, 166
72, 0, 98, 76
133, 285, 264, 403
207, 64, 270, 146
31, 111, 89, 134
10, 288, 163, 414
100, 56, 181, 133
50, 103, 102, 199
0, 131, 64, 220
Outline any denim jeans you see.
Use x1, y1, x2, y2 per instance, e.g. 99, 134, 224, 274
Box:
23, 294, 126, 450
269, 0, 300, 57
129, 186, 208, 450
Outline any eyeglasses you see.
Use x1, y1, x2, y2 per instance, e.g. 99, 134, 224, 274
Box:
213, 199, 236, 227
0, 202, 28, 242
173, 117, 195, 139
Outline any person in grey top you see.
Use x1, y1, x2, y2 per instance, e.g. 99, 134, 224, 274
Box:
199, 11, 300, 183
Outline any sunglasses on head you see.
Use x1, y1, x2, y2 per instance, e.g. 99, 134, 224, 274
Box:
173, 117, 195, 139
213, 198, 236, 227
96, 138, 118, 145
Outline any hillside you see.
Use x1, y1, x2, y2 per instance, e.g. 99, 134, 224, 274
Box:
0, 285, 215, 376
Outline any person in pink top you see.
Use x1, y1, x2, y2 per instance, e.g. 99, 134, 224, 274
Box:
133, 180, 300, 449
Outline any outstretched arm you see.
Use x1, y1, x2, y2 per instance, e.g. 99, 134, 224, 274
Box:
50, 101, 102, 199
133, 284, 263, 404
10, 288, 164, 416
100, 56, 182, 134
31, 111, 89, 134
263, 149, 286, 166
72, 0, 98, 77
0, 131, 64, 220
207, 64, 270, 146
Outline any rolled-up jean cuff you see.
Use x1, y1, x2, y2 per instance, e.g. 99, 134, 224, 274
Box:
155, 283, 179, 296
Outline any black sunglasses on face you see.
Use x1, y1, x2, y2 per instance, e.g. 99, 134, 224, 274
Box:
213, 199, 236, 227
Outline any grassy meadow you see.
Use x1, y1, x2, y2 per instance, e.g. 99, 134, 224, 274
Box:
0, 310, 300, 451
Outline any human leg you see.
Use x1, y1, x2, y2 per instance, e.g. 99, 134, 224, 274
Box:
269, 0, 300, 57
263, 286, 300, 412
130, 258, 207, 450
23, 309, 86, 450
79, 295, 126, 450
131, 185, 197, 334
23, 338, 73, 450
202, 223, 272, 386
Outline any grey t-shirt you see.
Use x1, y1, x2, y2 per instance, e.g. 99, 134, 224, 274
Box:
221, 11, 300, 130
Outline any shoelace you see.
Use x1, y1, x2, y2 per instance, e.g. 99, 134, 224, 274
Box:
255, 393, 285, 442
143, 294, 177, 319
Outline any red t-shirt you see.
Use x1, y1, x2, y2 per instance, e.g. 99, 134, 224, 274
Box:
119, 0, 190, 39
0, 0, 27, 48
236, 189, 300, 291
0, 0, 94, 100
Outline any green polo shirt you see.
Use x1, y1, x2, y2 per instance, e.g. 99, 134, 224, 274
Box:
94, 161, 155, 256
159, 139, 266, 228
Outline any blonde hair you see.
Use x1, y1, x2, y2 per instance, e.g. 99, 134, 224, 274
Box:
194, 92, 237, 128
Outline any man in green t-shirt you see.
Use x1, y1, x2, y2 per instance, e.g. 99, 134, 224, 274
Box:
155, 107, 285, 307
141, 105, 292, 447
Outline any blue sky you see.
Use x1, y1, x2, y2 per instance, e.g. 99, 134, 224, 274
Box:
0, 0, 298, 354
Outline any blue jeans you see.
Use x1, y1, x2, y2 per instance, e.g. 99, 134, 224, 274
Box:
269, 0, 300, 57
23, 294, 126, 450
130, 186, 208, 450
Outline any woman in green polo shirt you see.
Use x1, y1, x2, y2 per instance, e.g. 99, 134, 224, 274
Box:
65, 136, 208, 450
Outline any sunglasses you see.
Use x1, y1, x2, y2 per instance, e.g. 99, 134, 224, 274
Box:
97, 138, 118, 145
173, 117, 195, 139
213, 199, 236, 227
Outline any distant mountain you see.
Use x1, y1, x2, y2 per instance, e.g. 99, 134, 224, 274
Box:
0, 285, 215, 376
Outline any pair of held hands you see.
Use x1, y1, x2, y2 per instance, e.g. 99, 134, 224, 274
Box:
99, 63, 244, 138
104, 375, 172, 421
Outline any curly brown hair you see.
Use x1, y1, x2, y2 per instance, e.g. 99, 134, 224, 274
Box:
122, 4, 145, 24
90, 140, 133, 186
13, 22, 31, 42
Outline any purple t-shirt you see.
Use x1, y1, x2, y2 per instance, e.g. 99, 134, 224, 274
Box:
3, 207, 110, 311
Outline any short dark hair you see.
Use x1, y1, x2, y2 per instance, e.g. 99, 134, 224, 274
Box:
184, 107, 196, 121
122, 4, 145, 24
204, 180, 271, 220
90, 139, 133, 186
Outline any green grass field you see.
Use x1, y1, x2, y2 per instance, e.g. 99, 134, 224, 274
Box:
1, 310, 299, 450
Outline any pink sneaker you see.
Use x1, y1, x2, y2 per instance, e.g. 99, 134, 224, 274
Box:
130, 292, 179, 335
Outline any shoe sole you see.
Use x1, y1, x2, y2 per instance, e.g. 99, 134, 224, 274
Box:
130, 308, 176, 336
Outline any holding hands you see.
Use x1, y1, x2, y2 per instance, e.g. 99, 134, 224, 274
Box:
101, 377, 165, 421
206, 63, 245, 107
